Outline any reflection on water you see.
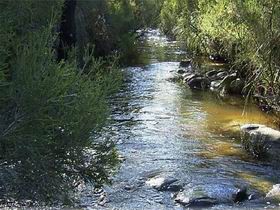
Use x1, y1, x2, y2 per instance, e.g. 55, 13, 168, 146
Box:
83, 29, 280, 209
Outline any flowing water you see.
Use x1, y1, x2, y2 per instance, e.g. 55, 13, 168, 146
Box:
82, 30, 280, 209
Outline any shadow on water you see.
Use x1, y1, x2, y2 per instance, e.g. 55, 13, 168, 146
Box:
82, 29, 280, 209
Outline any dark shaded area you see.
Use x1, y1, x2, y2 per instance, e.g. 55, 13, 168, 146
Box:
57, 0, 77, 61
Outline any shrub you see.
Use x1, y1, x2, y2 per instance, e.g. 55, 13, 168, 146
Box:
0, 0, 121, 204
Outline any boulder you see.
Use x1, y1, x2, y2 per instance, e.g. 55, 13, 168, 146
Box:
217, 73, 237, 96
241, 124, 280, 158
209, 54, 227, 63
216, 71, 228, 79
179, 60, 192, 68
174, 192, 218, 207
206, 70, 226, 81
219, 73, 237, 88
182, 72, 194, 79
210, 80, 222, 92
146, 176, 183, 192
177, 69, 187, 74
266, 184, 280, 201
229, 78, 245, 94
232, 188, 249, 203
183, 73, 199, 83
187, 77, 210, 90
206, 70, 220, 78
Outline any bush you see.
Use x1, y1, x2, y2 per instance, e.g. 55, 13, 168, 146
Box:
159, 0, 280, 114
0, 0, 121, 204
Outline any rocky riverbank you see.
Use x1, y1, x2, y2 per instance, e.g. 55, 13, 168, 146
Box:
177, 59, 245, 96
175, 58, 280, 207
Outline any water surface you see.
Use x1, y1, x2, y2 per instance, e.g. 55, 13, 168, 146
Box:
83, 29, 280, 209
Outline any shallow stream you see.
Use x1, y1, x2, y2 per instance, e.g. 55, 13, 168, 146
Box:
82, 29, 280, 210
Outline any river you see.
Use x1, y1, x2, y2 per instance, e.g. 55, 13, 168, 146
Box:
81, 29, 280, 209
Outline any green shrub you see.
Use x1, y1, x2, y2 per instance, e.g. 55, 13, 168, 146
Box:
0, 0, 121, 204
159, 0, 280, 113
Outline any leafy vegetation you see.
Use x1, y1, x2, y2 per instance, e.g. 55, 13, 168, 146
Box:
0, 0, 122, 204
159, 0, 280, 116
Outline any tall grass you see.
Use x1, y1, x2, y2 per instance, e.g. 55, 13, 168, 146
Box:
159, 0, 280, 115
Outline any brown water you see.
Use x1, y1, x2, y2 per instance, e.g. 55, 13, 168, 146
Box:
81, 29, 280, 209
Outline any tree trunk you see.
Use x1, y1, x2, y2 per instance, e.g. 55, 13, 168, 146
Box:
57, 0, 77, 61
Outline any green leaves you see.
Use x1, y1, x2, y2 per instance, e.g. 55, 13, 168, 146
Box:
0, 0, 121, 204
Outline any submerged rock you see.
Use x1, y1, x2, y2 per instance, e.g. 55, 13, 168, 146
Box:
241, 124, 280, 158
174, 192, 218, 207
146, 176, 183, 192
233, 188, 249, 203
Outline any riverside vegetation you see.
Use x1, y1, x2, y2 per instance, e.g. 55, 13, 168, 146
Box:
0, 0, 150, 205
158, 0, 280, 120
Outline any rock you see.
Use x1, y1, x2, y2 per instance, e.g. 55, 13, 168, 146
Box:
216, 71, 228, 79
266, 184, 280, 201
177, 69, 187, 74
182, 72, 193, 79
174, 192, 218, 207
183, 73, 198, 83
217, 73, 237, 96
233, 188, 249, 203
166, 181, 184, 192
206, 70, 220, 78
187, 77, 210, 90
241, 124, 280, 158
209, 54, 227, 63
179, 60, 192, 67
219, 73, 237, 88
210, 80, 222, 91
229, 78, 245, 94
206, 70, 226, 81
146, 176, 182, 192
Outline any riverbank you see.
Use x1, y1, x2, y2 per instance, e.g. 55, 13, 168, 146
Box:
176, 56, 280, 156
176, 56, 280, 125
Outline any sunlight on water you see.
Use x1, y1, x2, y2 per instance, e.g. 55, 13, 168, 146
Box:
238, 172, 274, 193
86, 29, 280, 209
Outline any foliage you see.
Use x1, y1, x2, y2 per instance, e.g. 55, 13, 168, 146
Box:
159, 0, 280, 114
0, 0, 121, 204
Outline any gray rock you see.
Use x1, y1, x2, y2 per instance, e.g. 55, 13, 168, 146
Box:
241, 124, 280, 158
166, 181, 184, 192
266, 184, 280, 201
216, 71, 228, 79
183, 73, 198, 83
206, 70, 219, 78
146, 176, 182, 192
187, 77, 210, 90
206, 70, 226, 81
210, 80, 223, 91
174, 192, 218, 207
